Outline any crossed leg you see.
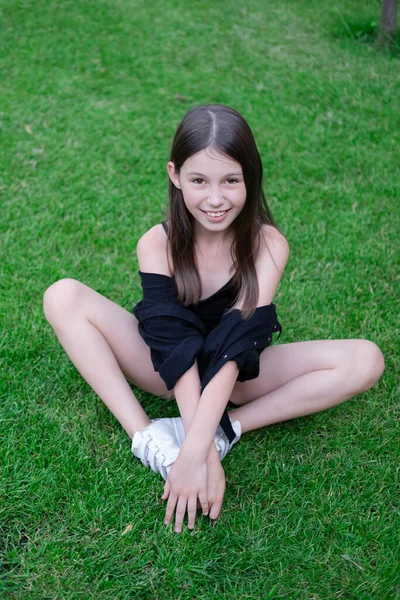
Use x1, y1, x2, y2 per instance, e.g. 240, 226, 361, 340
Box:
228, 339, 385, 434
43, 278, 174, 439
44, 279, 385, 441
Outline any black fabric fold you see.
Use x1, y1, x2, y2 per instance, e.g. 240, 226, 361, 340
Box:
199, 305, 282, 394
133, 272, 208, 390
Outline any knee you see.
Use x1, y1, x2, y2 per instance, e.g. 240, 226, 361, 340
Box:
349, 340, 385, 393
43, 278, 83, 326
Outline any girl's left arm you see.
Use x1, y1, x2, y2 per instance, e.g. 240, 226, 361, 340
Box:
178, 360, 239, 459
164, 226, 290, 530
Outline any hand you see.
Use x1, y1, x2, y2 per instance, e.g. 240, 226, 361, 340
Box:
162, 453, 208, 533
206, 451, 226, 520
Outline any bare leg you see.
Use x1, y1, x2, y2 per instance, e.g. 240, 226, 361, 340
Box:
229, 339, 385, 434
44, 279, 171, 438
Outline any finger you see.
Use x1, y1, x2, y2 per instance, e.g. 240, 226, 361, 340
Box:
197, 499, 210, 512
164, 493, 177, 526
198, 490, 209, 516
161, 480, 170, 501
174, 496, 187, 534
187, 496, 197, 530
209, 496, 223, 520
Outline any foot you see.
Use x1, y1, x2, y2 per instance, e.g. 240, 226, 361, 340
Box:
160, 415, 242, 461
213, 420, 242, 460
131, 419, 181, 481
131, 416, 242, 480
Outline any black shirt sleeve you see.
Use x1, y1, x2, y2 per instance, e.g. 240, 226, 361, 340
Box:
199, 304, 282, 394
133, 272, 208, 390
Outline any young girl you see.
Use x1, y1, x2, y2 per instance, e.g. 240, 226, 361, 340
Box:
43, 104, 385, 534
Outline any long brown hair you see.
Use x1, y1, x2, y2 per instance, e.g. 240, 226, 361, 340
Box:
167, 104, 280, 318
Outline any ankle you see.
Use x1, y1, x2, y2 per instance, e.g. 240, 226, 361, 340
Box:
129, 416, 152, 439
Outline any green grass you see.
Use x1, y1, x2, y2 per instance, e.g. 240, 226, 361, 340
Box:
1, 0, 399, 597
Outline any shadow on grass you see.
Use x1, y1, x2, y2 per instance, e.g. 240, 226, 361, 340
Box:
331, 15, 400, 58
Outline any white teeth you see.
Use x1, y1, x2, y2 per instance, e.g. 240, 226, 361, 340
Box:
206, 211, 226, 217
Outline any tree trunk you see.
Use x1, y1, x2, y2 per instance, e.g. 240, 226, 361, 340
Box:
377, 0, 398, 49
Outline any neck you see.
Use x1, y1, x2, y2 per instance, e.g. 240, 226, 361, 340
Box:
193, 222, 233, 250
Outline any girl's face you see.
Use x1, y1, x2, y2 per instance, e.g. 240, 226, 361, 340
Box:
167, 148, 247, 233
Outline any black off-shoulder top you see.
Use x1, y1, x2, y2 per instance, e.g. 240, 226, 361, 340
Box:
132, 222, 282, 443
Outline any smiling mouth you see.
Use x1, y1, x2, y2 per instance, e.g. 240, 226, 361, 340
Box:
201, 209, 231, 217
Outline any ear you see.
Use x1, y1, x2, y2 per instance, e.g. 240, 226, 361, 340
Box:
167, 161, 181, 189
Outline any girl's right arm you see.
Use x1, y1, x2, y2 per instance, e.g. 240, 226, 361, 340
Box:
170, 362, 226, 521
137, 227, 225, 526
163, 360, 238, 532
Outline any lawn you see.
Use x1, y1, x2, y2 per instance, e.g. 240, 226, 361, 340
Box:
1, 0, 399, 598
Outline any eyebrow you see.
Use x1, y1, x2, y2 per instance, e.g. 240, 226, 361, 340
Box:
186, 172, 243, 177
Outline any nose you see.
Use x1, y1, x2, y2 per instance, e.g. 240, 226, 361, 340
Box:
207, 188, 224, 207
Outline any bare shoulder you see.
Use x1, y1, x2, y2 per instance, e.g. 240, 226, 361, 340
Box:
136, 224, 171, 276
258, 224, 290, 272
251, 225, 289, 306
